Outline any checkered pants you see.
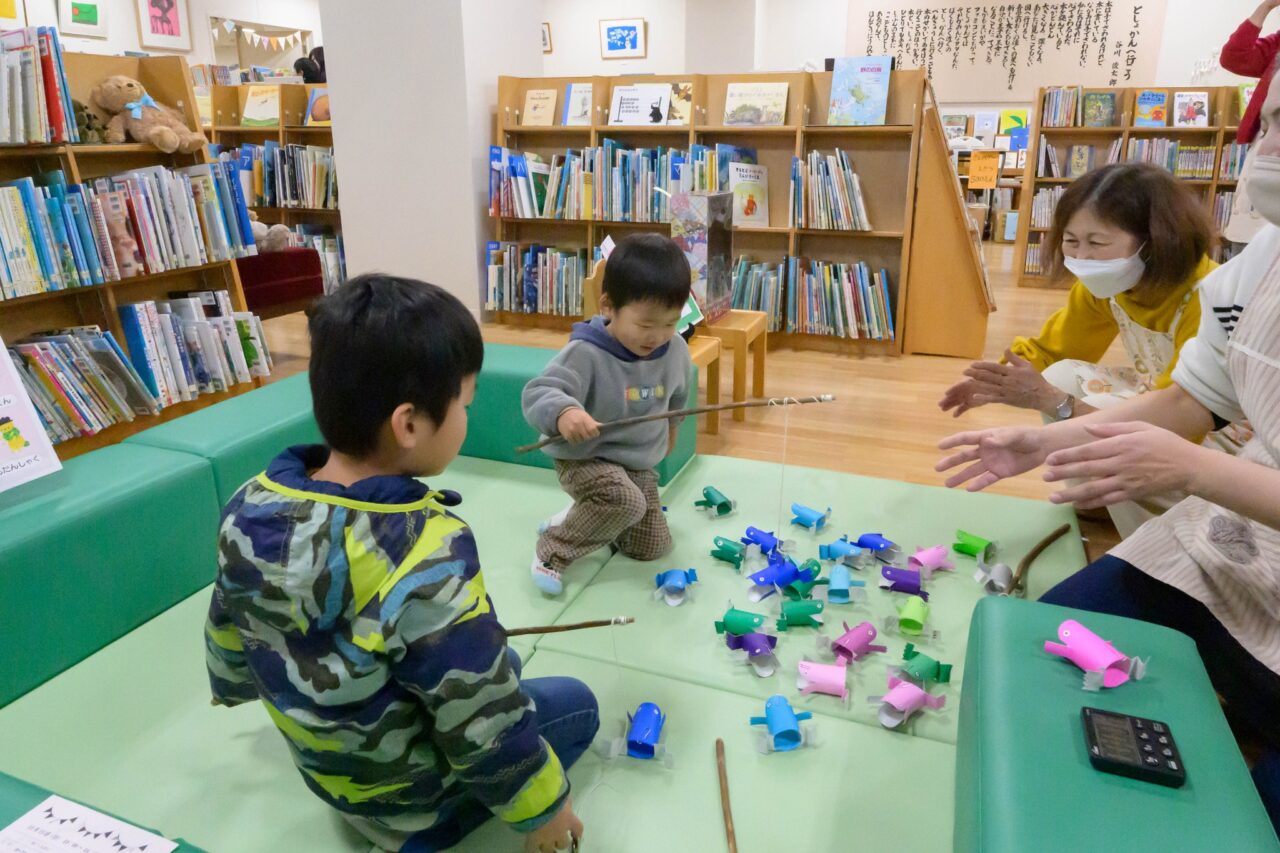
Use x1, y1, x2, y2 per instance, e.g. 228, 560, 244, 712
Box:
537, 459, 672, 572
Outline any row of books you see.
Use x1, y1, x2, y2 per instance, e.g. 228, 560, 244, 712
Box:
1038, 137, 1121, 178
0, 27, 78, 144
1024, 240, 1044, 275
9, 292, 269, 444
1125, 140, 1215, 179
1031, 186, 1066, 229
214, 142, 339, 210
1214, 192, 1235, 233
189, 63, 239, 87
1041, 86, 1084, 128
0, 162, 256, 301
788, 149, 872, 231
1221, 142, 1249, 181
287, 225, 345, 294
483, 241, 587, 316
730, 254, 894, 340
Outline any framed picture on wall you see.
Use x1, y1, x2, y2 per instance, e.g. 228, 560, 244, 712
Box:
0, 0, 25, 28
541, 22, 552, 54
59, 0, 108, 39
134, 0, 192, 52
599, 18, 646, 60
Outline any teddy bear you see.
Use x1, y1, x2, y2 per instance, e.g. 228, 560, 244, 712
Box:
71, 98, 107, 144
89, 75, 206, 154
247, 210, 292, 253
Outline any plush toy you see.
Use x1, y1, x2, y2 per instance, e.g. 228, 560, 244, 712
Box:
72, 99, 107, 144
90, 75, 206, 153
247, 210, 292, 253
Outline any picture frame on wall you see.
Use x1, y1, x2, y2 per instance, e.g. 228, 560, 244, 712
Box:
541, 22, 552, 54
599, 17, 646, 60
134, 0, 192, 52
59, 0, 108, 39
0, 0, 25, 28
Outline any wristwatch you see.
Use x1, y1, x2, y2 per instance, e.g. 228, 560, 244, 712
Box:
1053, 394, 1074, 421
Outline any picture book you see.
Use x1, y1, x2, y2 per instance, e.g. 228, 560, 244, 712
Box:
827, 55, 892, 126
715, 143, 757, 191
941, 114, 969, 139
1082, 92, 1117, 127
723, 81, 788, 126
194, 85, 212, 128
998, 109, 1028, 134
728, 161, 768, 227
0, 333, 60, 494
562, 82, 593, 126
972, 111, 998, 143
1240, 83, 1257, 122
1067, 144, 1095, 178
240, 84, 280, 127
522, 88, 557, 126
1134, 90, 1168, 127
1174, 91, 1210, 128
609, 83, 671, 126
304, 87, 330, 126
667, 80, 693, 125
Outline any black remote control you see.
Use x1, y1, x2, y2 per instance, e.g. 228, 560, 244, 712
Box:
1082, 707, 1186, 788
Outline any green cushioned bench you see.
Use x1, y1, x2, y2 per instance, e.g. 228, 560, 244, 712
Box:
955, 596, 1279, 852
462, 343, 697, 487
0, 444, 221, 708
126, 373, 322, 505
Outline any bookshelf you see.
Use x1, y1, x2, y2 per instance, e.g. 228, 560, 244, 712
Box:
0, 52, 257, 461
1014, 85, 1242, 289
207, 83, 341, 232
491, 69, 992, 358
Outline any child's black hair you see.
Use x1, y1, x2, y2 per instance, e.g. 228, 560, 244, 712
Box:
307, 274, 483, 456
602, 233, 692, 310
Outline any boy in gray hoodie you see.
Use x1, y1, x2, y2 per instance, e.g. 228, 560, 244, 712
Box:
522, 234, 693, 594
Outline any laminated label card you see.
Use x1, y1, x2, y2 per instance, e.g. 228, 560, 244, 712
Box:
0, 795, 178, 853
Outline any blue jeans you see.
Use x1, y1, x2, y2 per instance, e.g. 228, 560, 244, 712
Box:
402, 650, 599, 852
1042, 555, 1280, 831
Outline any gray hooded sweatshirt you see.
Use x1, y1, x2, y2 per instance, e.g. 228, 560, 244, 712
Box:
522, 316, 691, 470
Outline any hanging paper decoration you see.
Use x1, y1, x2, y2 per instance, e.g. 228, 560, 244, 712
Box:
223, 19, 236, 33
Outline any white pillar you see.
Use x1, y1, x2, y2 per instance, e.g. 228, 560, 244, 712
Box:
317, 0, 544, 314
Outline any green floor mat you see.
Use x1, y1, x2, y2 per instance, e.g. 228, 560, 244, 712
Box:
465, 650, 957, 853
538, 454, 1086, 744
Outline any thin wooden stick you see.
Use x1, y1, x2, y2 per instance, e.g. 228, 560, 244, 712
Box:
516, 394, 837, 454
1008, 523, 1072, 596
504, 616, 635, 637
716, 738, 738, 853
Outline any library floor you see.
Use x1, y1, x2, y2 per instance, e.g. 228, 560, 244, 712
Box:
261, 243, 1119, 559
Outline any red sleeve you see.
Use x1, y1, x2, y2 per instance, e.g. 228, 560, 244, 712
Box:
1220, 19, 1280, 76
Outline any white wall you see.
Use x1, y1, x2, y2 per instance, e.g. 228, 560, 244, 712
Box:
541, 0, 685, 76
684, 0, 753, 74
754, 0, 845, 71
1154, 0, 1258, 86
24, 0, 321, 64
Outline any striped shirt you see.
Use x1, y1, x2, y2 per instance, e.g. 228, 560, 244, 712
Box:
204, 445, 568, 834
1114, 228, 1280, 674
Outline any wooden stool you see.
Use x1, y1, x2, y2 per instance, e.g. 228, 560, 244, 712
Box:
699, 309, 767, 421
687, 335, 721, 434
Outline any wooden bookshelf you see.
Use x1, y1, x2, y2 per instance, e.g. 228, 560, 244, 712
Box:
0, 52, 260, 462
1014, 85, 1244, 289
490, 69, 992, 358
208, 83, 340, 232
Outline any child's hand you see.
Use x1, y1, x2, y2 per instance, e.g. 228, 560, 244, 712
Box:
557, 408, 601, 443
524, 798, 582, 853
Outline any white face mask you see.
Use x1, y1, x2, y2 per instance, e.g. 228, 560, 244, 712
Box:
1062, 247, 1146, 298
1247, 154, 1280, 226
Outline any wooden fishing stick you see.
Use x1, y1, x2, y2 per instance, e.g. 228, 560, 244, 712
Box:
516, 394, 837, 454
716, 738, 738, 853
504, 616, 634, 637
1008, 523, 1072, 596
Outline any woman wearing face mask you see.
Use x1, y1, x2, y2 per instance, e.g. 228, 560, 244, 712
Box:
939, 163, 1228, 536
936, 74, 1280, 827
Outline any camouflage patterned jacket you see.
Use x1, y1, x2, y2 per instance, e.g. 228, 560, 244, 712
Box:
204, 445, 568, 832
